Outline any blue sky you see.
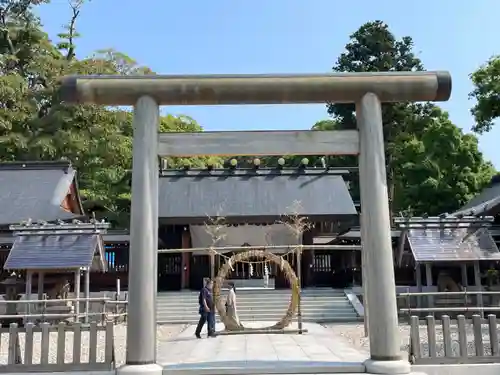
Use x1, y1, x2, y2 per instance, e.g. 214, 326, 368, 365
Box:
37, 0, 500, 167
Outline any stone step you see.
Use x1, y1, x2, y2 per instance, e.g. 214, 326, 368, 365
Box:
157, 295, 348, 301
156, 295, 347, 301
158, 305, 353, 312
157, 315, 359, 324
157, 311, 358, 318
157, 288, 345, 296
157, 299, 348, 305
156, 289, 359, 324
156, 311, 359, 321
158, 312, 355, 317
158, 304, 354, 311
158, 306, 357, 313
156, 296, 346, 305
157, 303, 349, 308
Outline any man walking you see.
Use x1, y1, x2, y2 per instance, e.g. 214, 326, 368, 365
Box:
195, 278, 216, 338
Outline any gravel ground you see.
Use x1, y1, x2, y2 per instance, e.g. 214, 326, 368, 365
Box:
0, 324, 187, 366
324, 321, 499, 359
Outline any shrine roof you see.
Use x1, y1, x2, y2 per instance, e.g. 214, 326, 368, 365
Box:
395, 216, 500, 262
158, 168, 357, 224
453, 176, 500, 217
0, 161, 83, 226
4, 233, 106, 271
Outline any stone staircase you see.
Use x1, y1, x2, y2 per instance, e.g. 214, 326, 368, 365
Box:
156, 288, 360, 324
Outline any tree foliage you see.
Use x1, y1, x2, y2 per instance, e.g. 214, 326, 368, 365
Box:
1, 3, 495, 225
244, 22, 494, 217
0, 0, 219, 227
325, 21, 495, 216
224, 22, 494, 216
469, 56, 500, 133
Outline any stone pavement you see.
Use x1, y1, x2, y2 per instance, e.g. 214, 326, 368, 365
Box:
158, 321, 369, 374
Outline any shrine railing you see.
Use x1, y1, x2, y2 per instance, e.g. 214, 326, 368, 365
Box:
0, 321, 115, 372
0, 297, 128, 324
409, 314, 500, 364
398, 290, 500, 318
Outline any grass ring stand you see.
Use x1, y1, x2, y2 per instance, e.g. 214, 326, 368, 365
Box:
213, 249, 300, 332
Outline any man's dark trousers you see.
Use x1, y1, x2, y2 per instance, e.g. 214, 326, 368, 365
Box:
207, 311, 215, 334
195, 310, 215, 337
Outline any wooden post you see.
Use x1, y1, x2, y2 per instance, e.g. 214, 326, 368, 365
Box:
115, 278, 121, 323
210, 253, 215, 280
74, 270, 81, 322
37, 271, 44, 316
297, 247, 303, 334
37, 272, 44, 300
473, 261, 483, 313
84, 269, 90, 323
302, 229, 314, 288
425, 263, 433, 309
461, 263, 468, 287
415, 263, 422, 308
25, 271, 32, 317
181, 229, 190, 289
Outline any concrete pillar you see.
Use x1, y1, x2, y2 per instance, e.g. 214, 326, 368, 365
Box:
152, 140, 159, 298
360, 214, 369, 338
118, 96, 162, 375
425, 263, 433, 308
356, 93, 410, 374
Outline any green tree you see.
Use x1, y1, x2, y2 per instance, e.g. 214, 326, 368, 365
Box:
176, 20, 493, 217
0, 0, 220, 227
327, 21, 424, 213
325, 21, 494, 216
469, 56, 500, 133
390, 105, 495, 215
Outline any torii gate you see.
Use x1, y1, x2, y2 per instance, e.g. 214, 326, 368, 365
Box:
59, 72, 452, 375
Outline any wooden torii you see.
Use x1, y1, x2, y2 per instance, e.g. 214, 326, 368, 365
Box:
59, 71, 452, 375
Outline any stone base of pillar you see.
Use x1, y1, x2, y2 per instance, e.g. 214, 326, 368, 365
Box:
117, 363, 163, 375
364, 359, 413, 374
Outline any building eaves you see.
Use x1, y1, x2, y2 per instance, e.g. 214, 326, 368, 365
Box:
158, 168, 357, 224
453, 183, 500, 217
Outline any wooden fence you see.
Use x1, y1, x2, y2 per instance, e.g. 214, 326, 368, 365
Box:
409, 314, 500, 364
0, 297, 127, 325
0, 322, 114, 373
